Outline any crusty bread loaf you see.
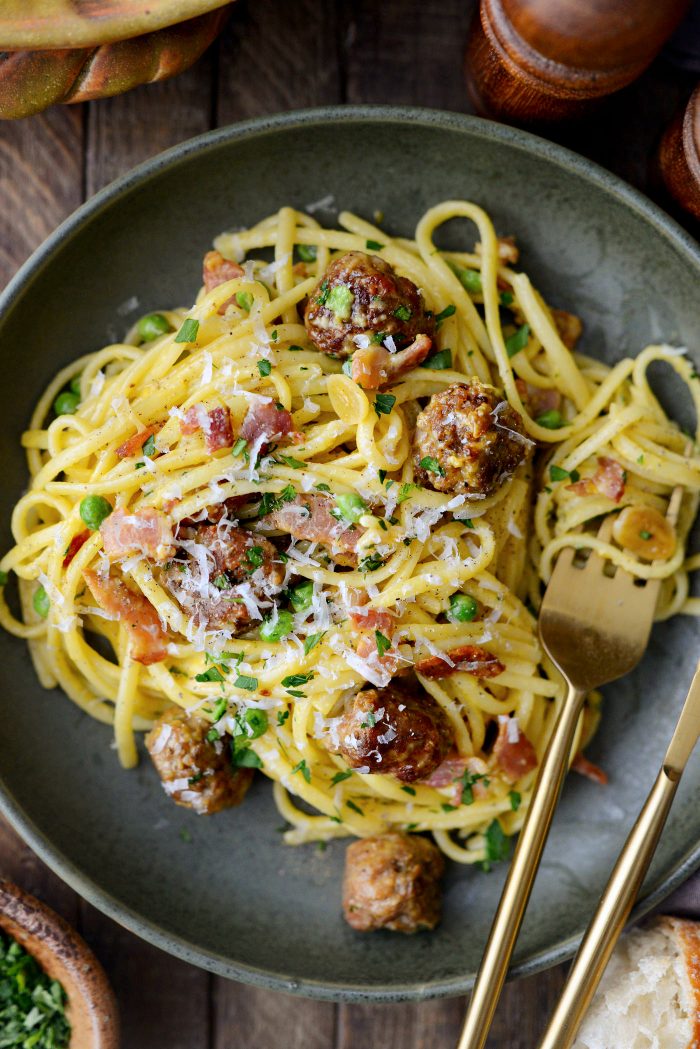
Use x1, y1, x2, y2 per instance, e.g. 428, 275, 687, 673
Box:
573, 916, 700, 1049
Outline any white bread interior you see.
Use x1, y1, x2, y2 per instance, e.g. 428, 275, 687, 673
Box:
572, 916, 700, 1049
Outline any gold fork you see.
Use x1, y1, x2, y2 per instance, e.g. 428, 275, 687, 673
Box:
458, 490, 683, 1049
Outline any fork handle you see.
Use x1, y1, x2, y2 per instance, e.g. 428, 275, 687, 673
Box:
458, 684, 586, 1049
537, 765, 679, 1049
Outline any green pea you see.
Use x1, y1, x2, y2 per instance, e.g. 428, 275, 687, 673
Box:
0, 570, 8, 587
79, 495, 113, 531
260, 610, 294, 642
69, 375, 82, 396
53, 391, 80, 416
535, 409, 563, 429
236, 291, 253, 312
33, 585, 50, 618
334, 492, 367, 524
136, 313, 171, 342
449, 592, 479, 622
289, 580, 313, 613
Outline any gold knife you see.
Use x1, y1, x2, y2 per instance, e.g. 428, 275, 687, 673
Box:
537, 657, 700, 1049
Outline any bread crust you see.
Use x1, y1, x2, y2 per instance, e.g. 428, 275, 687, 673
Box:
656, 916, 700, 1049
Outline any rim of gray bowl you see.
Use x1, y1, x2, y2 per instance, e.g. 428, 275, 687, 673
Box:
1, 104, 700, 1002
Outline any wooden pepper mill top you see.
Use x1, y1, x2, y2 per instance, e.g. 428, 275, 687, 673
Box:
466, 0, 691, 123
658, 83, 700, 221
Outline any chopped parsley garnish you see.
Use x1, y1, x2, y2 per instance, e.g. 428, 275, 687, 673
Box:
33, 585, 50, 619
361, 711, 377, 728
245, 546, 265, 570
536, 409, 563, 429
457, 769, 489, 805
397, 482, 416, 504
315, 280, 330, 306
188, 772, 203, 785
257, 359, 272, 377
282, 672, 314, 688
277, 453, 304, 469
234, 675, 257, 691
232, 437, 247, 457
366, 239, 384, 251
359, 552, 385, 573
213, 573, 229, 590
292, 759, 311, 783
230, 708, 267, 768
142, 433, 156, 457
500, 291, 514, 306
482, 818, 511, 871
639, 530, 653, 540
326, 285, 354, 319
549, 464, 580, 483
375, 630, 391, 657
441, 803, 458, 813
378, 469, 388, 484
296, 243, 317, 262
421, 348, 452, 370
180, 829, 192, 843
304, 632, 324, 654
288, 344, 304, 352
315, 482, 331, 492
394, 305, 412, 321
175, 318, 200, 343
505, 323, 530, 358
346, 800, 364, 816
232, 747, 263, 769
331, 769, 353, 786
236, 291, 253, 311
374, 392, 396, 416
0, 570, 8, 586
271, 329, 278, 342
401, 786, 416, 796
435, 304, 456, 326
509, 790, 522, 811
419, 456, 445, 477
0, 933, 71, 1048
195, 666, 225, 684
277, 710, 290, 726
210, 696, 228, 722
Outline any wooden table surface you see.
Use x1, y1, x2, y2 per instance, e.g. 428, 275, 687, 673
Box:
0, 3, 697, 1046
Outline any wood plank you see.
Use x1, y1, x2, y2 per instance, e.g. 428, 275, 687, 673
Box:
216, 0, 343, 125
0, 106, 83, 286
344, 0, 475, 111
85, 55, 215, 197
0, 817, 80, 927
212, 982, 336, 1049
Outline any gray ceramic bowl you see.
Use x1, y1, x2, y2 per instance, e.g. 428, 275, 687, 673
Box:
1, 107, 700, 1002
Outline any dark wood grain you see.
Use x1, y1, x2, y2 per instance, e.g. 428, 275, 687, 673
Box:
0, 2, 698, 1046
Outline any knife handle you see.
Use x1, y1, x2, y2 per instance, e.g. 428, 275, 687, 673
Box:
537, 766, 679, 1049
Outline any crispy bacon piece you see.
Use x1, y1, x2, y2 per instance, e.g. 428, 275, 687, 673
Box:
415, 644, 504, 680
493, 717, 538, 783
551, 308, 583, 350
203, 250, 245, 314
476, 235, 519, 265
239, 401, 298, 449
349, 607, 394, 633
355, 633, 401, 678
572, 752, 608, 786
420, 752, 489, 791
351, 334, 432, 390
181, 405, 234, 453
83, 568, 168, 665
266, 493, 364, 566
63, 530, 90, 568
567, 456, 626, 503
116, 426, 157, 460
100, 508, 175, 563
515, 378, 562, 419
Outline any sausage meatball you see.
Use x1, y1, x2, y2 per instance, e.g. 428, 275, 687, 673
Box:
331, 683, 453, 783
343, 833, 444, 933
304, 251, 434, 359
163, 524, 284, 631
413, 379, 529, 495
146, 706, 253, 814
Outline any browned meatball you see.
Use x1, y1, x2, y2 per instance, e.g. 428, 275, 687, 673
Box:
304, 251, 434, 359
331, 683, 453, 783
163, 524, 284, 631
146, 706, 253, 814
343, 833, 444, 933
413, 379, 529, 495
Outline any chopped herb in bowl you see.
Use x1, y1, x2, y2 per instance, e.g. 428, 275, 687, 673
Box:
0, 931, 71, 1048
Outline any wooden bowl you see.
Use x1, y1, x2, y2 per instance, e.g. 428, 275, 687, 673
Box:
0, 2, 232, 119
0, 879, 119, 1049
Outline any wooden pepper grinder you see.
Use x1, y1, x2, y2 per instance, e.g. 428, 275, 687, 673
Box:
465, 0, 691, 124
657, 83, 700, 220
